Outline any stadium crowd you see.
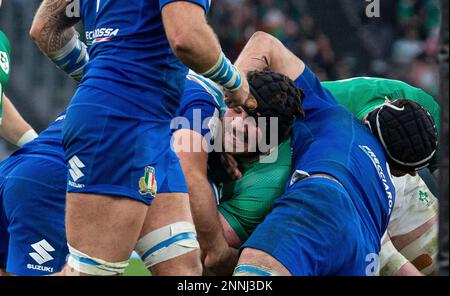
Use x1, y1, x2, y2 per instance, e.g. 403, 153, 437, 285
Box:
210, 0, 440, 96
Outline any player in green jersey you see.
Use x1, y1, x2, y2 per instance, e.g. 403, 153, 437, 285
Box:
322, 77, 440, 173
0, 26, 37, 148
322, 78, 439, 275
214, 36, 439, 275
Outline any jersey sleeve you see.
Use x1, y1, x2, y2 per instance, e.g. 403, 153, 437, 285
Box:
159, 0, 210, 13
172, 79, 219, 138
294, 66, 338, 110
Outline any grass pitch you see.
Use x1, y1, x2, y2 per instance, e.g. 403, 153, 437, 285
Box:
124, 258, 151, 276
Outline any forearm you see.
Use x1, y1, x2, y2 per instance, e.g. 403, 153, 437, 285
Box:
174, 129, 228, 252
235, 31, 304, 81
0, 94, 36, 146
380, 234, 422, 276
394, 262, 423, 276
30, 0, 86, 81
162, 2, 244, 98
30, 0, 78, 54
186, 173, 228, 252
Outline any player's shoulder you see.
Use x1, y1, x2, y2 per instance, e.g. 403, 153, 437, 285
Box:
184, 70, 225, 107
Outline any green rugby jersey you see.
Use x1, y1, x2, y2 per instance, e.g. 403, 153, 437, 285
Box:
322, 77, 441, 172
217, 140, 292, 242
215, 78, 441, 241
0, 30, 11, 125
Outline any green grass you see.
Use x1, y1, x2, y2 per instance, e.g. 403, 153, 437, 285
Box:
124, 258, 151, 276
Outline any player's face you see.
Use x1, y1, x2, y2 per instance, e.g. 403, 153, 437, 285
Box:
222, 107, 263, 156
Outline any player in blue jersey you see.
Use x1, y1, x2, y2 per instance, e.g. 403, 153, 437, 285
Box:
0, 68, 222, 276
170, 70, 243, 275
29, 0, 252, 276
225, 32, 397, 276
0, 113, 68, 276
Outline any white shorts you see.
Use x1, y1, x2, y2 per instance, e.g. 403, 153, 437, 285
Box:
389, 174, 438, 237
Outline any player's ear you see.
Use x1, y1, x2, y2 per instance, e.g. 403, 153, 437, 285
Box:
409, 170, 417, 177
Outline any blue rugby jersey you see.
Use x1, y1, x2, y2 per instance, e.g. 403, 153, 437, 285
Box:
79, 0, 211, 118
290, 66, 395, 245
11, 112, 66, 165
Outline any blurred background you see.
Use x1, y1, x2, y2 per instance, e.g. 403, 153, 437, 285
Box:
0, 0, 441, 157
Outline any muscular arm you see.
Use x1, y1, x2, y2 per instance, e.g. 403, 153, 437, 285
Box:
174, 129, 238, 275
161, 2, 249, 108
0, 94, 36, 146
162, 2, 220, 74
219, 213, 243, 248
29, 0, 80, 54
380, 234, 423, 276
234, 31, 305, 80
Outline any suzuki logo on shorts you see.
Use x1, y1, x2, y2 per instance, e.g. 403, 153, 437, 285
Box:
29, 239, 55, 265
69, 156, 85, 182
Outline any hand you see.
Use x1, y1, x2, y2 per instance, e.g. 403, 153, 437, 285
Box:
220, 153, 242, 180
224, 73, 250, 108
204, 247, 239, 276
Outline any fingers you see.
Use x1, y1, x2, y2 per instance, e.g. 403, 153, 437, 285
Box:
220, 153, 242, 180
244, 97, 258, 110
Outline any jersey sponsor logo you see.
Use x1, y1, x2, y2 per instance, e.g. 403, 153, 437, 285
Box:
29, 239, 55, 265
0, 50, 9, 74
85, 28, 120, 45
419, 190, 434, 208
139, 166, 157, 196
27, 264, 54, 273
359, 145, 394, 214
69, 155, 86, 182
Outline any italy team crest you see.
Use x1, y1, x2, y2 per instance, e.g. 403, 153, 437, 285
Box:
139, 166, 157, 196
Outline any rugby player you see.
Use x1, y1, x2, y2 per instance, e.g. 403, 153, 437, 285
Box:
29, 0, 251, 276
214, 85, 439, 276
212, 32, 437, 276
170, 68, 293, 275
215, 77, 440, 276
0, 113, 68, 276
1, 1, 43, 276
170, 47, 438, 276
226, 31, 397, 276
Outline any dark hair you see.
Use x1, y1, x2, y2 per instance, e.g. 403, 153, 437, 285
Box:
244, 70, 305, 145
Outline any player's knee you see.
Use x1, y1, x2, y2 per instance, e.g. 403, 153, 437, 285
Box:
152, 249, 203, 276
0, 268, 12, 276
135, 221, 201, 273
234, 248, 288, 276
66, 245, 129, 276
233, 264, 279, 276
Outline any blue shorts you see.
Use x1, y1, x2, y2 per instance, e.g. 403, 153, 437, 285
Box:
0, 155, 68, 275
242, 178, 380, 276
63, 86, 187, 205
